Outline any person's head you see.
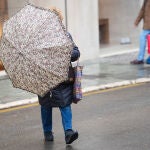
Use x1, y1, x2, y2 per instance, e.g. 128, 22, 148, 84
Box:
49, 7, 63, 21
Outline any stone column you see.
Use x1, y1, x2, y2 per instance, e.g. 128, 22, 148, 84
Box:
67, 0, 100, 61
30, 0, 100, 61
139, 0, 144, 6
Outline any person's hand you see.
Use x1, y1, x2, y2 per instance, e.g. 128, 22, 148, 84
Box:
49, 7, 63, 21
134, 22, 138, 28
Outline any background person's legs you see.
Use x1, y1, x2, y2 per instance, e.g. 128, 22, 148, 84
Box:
137, 30, 150, 61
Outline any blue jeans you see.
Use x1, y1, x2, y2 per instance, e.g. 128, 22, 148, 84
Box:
137, 29, 150, 61
41, 105, 72, 133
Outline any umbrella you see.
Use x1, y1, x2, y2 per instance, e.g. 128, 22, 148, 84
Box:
0, 4, 74, 96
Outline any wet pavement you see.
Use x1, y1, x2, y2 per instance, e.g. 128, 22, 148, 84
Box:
1, 51, 150, 104
1, 83, 150, 150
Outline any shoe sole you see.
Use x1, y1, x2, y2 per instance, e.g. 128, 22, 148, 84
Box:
130, 62, 144, 65
66, 132, 78, 144
45, 138, 54, 142
131, 63, 144, 65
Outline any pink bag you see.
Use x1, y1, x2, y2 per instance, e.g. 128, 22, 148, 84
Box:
73, 61, 83, 104
147, 34, 150, 54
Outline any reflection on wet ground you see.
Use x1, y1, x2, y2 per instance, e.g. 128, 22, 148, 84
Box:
1, 52, 150, 104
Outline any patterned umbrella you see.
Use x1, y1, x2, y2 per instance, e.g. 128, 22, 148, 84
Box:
0, 4, 73, 96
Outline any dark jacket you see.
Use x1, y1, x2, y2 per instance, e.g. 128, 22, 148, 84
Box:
135, 0, 150, 30
38, 35, 80, 108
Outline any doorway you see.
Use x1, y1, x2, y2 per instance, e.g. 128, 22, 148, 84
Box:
0, 0, 8, 70
99, 0, 140, 56
0, 0, 8, 38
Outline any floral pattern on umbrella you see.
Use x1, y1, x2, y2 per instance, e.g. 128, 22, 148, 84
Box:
0, 4, 74, 96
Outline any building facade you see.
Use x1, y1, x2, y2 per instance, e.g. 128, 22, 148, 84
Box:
0, 0, 144, 62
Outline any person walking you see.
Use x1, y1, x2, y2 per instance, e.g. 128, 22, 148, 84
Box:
130, 0, 150, 64
38, 8, 80, 144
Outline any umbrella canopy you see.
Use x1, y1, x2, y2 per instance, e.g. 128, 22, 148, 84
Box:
0, 4, 74, 96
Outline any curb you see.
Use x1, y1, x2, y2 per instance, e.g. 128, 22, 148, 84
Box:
1, 77, 150, 110
0, 98, 38, 110
83, 77, 150, 93
0, 49, 138, 80
99, 48, 138, 58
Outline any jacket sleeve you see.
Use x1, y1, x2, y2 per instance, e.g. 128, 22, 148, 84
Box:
67, 33, 80, 62
71, 46, 80, 62
134, 1, 146, 25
